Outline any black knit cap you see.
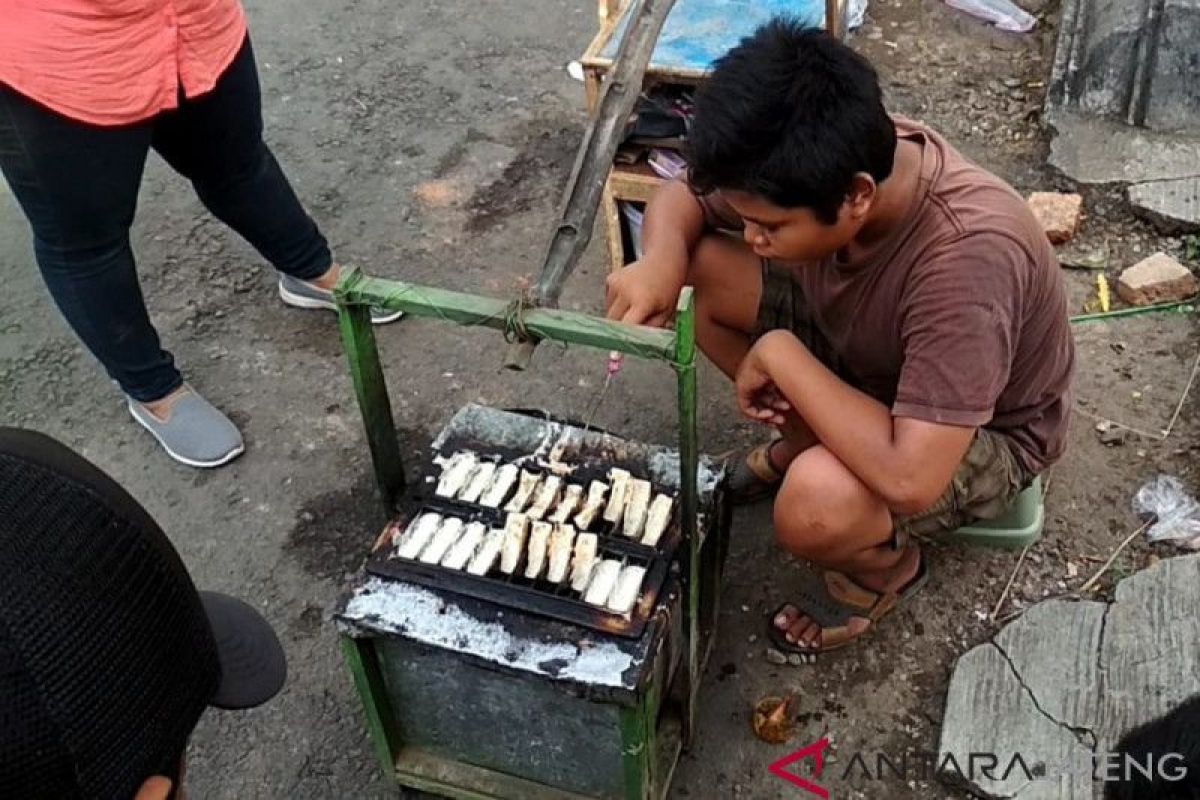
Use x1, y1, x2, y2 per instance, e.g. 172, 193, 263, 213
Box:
0, 428, 286, 799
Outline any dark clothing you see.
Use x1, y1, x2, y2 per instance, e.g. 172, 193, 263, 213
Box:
705, 116, 1075, 475
0, 37, 330, 402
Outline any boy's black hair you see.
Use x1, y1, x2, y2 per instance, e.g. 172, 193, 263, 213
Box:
687, 18, 897, 224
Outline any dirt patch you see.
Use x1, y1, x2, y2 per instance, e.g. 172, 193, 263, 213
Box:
289, 602, 326, 640
464, 123, 579, 232
285, 472, 385, 581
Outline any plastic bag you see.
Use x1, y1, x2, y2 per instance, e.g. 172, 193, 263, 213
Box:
942, 0, 1036, 33
848, 0, 869, 29
1133, 475, 1200, 549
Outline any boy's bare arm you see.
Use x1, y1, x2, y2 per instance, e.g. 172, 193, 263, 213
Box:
737, 330, 975, 515
605, 180, 708, 326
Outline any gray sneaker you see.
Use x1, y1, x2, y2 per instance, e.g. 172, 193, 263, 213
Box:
128, 386, 245, 468
278, 274, 403, 324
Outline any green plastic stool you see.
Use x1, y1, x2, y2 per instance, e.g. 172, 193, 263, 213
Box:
944, 476, 1044, 551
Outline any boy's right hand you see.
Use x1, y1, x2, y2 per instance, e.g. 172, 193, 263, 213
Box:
604, 254, 687, 328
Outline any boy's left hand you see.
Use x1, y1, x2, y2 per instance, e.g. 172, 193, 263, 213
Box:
736, 333, 793, 427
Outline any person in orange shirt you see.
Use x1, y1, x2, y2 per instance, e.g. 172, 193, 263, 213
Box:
0, 0, 400, 468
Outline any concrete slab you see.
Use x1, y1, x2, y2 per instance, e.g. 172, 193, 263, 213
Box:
1047, 113, 1200, 235
1095, 556, 1200, 755
940, 604, 1099, 798
939, 555, 1200, 798
1047, 0, 1200, 133
1045, 0, 1200, 232
1047, 114, 1200, 186
1128, 177, 1200, 234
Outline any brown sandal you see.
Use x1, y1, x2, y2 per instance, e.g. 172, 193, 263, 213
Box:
766, 556, 929, 656
725, 440, 785, 505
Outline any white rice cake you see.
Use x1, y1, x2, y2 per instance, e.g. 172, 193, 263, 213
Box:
549, 483, 584, 524
504, 469, 541, 513
441, 521, 486, 570
621, 479, 652, 539
640, 494, 674, 547
458, 461, 497, 504
466, 529, 506, 576
606, 565, 647, 615
602, 468, 631, 526
396, 512, 442, 559
436, 452, 478, 498
480, 464, 519, 508
524, 521, 553, 580
545, 524, 576, 584
569, 532, 599, 592
419, 517, 465, 564
499, 513, 530, 575
573, 480, 608, 530
526, 475, 562, 520
583, 559, 622, 607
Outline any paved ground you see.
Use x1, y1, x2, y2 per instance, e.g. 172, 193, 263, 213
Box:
1, 0, 1197, 798
939, 555, 1200, 799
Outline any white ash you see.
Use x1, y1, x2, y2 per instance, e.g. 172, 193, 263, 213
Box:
339, 578, 636, 687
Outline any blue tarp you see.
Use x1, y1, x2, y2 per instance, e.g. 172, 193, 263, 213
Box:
599, 0, 827, 73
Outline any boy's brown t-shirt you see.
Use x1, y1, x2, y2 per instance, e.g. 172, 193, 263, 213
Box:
697, 116, 1075, 473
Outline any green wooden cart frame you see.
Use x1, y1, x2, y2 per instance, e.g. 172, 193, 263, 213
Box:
334, 267, 717, 798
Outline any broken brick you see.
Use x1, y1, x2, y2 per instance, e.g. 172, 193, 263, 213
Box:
1027, 192, 1083, 244
1116, 252, 1199, 306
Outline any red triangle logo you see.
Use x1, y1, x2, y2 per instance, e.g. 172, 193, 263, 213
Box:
767, 738, 830, 798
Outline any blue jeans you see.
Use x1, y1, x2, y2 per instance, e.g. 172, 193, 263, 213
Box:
0, 37, 331, 402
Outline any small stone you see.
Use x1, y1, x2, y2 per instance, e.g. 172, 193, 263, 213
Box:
747, 634, 758, 643
1027, 192, 1083, 244
1060, 247, 1109, 270
765, 647, 788, 665
740, 604, 750, 612
1003, 77, 1023, 88
1117, 252, 1200, 306
787, 653, 806, 666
